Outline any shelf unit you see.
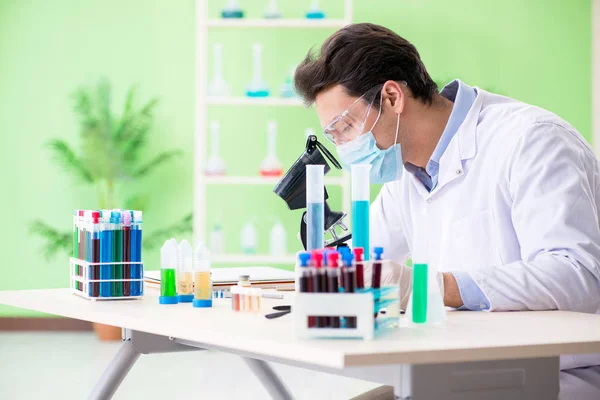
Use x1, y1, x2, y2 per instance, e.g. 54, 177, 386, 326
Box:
195, 1, 353, 264
207, 18, 348, 29
205, 175, 344, 186
207, 96, 303, 106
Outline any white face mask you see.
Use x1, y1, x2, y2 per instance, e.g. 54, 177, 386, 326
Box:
336, 107, 402, 184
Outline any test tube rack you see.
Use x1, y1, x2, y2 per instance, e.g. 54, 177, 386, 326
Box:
70, 257, 145, 301
292, 285, 400, 341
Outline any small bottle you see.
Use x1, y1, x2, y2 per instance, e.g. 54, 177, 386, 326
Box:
238, 275, 251, 287
209, 223, 225, 255
221, 0, 244, 18
241, 221, 258, 254
231, 285, 240, 311
177, 240, 194, 303
306, 0, 325, 19
264, 0, 281, 18
246, 43, 270, 97
259, 121, 283, 177
159, 240, 178, 304
205, 121, 227, 175
269, 220, 287, 256
279, 67, 296, 98
193, 243, 213, 308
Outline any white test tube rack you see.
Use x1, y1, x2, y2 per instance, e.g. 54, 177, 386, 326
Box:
293, 282, 400, 341
69, 257, 145, 301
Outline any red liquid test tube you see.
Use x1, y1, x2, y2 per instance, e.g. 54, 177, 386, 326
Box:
327, 252, 340, 328
353, 248, 365, 289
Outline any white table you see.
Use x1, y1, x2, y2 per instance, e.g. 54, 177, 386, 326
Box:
2, 288, 600, 400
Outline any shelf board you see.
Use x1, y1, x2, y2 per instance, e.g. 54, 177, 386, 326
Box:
206, 19, 347, 29
206, 97, 304, 107
204, 175, 344, 186
211, 254, 297, 265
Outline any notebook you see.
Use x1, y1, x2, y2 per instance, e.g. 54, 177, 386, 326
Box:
144, 266, 296, 288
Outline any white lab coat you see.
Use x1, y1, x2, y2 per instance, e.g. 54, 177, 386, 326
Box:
370, 89, 600, 376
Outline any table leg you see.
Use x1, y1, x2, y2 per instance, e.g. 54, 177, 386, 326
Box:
243, 357, 294, 400
88, 339, 140, 400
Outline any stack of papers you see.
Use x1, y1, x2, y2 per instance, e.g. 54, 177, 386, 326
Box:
144, 266, 296, 289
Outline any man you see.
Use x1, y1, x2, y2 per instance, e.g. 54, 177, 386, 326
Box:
294, 23, 600, 399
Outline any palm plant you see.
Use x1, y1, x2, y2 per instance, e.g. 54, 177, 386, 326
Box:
31, 79, 192, 259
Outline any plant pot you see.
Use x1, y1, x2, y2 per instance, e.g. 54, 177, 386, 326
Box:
92, 322, 122, 341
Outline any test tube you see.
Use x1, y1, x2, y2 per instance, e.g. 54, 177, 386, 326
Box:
159, 240, 178, 304
122, 211, 132, 296
371, 247, 384, 289
409, 244, 446, 325
298, 252, 312, 293
99, 211, 112, 297
342, 252, 357, 328
90, 211, 101, 297
193, 243, 213, 308
353, 248, 365, 289
310, 251, 327, 327
327, 252, 341, 328
73, 211, 80, 289
177, 240, 194, 302
352, 165, 371, 261
306, 165, 325, 251
131, 211, 143, 296
111, 211, 123, 297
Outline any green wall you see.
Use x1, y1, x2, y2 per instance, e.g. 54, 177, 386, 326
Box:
0, 0, 591, 316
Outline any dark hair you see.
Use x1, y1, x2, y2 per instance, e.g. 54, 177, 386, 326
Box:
294, 23, 438, 106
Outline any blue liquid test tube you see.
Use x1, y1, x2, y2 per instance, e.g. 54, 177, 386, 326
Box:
306, 165, 325, 251
100, 211, 112, 297
351, 164, 371, 261
131, 211, 143, 296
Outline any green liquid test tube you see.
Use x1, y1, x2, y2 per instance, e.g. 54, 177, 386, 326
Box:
412, 263, 428, 323
159, 239, 178, 304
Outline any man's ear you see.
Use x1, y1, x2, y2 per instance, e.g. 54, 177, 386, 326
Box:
382, 80, 405, 114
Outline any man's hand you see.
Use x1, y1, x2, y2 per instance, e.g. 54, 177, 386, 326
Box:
442, 272, 464, 308
367, 262, 464, 309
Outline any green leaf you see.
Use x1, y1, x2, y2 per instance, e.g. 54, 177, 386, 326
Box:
47, 139, 95, 183
29, 220, 72, 260
143, 213, 193, 250
95, 78, 112, 140
132, 149, 183, 178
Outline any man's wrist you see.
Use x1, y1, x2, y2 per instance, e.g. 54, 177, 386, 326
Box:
442, 272, 464, 308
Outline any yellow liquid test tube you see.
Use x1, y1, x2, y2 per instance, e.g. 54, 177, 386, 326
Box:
193, 243, 213, 308
177, 240, 194, 303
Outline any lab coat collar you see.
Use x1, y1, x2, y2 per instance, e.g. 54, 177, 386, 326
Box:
430, 86, 485, 196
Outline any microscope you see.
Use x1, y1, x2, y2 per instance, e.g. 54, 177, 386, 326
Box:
273, 135, 352, 250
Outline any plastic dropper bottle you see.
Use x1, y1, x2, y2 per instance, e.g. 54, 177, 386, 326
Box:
221, 0, 244, 18
208, 43, 231, 97
205, 121, 227, 175
193, 243, 213, 308
177, 240, 194, 303
306, 0, 325, 19
241, 220, 258, 254
264, 0, 282, 18
246, 43, 270, 97
159, 240, 178, 304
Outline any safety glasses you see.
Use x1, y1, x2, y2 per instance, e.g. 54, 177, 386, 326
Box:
322, 84, 384, 146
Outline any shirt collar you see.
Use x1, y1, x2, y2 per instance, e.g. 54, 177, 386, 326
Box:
429, 79, 477, 166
